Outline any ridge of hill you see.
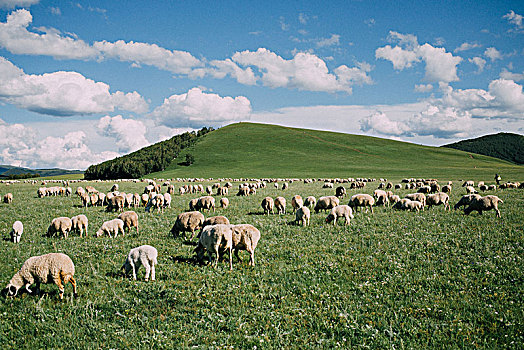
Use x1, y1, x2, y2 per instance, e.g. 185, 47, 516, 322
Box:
0, 165, 83, 179
442, 132, 524, 165
148, 123, 522, 180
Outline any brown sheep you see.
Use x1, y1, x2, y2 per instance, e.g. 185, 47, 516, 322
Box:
118, 211, 139, 234
171, 211, 205, 241
464, 195, 503, 217
348, 194, 374, 214
314, 196, 340, 213
261, 197, 274, 215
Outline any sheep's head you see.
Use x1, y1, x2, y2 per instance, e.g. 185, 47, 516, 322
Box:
194, 243, 206, 264
4, 284, 18, 297
95, 229, 104, 237
325, 214, 334, 223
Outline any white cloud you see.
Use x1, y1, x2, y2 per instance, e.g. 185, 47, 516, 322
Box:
298, 13, 308, 25
0, 56, 148, 116
500, 69, 524, 81
414, 84, 433, 92
232, 48, 372, 93
0, 0, 38, 9
503, 10, 523, 31
376, 31, 462, 83
484, 47, 502, 61
454, 42, 481, 53
315, 34, 340, 48
151, 87, 252, 128
97, 115, 149, 153
0, 118, 119, 169
365, 18, 376, 27
360, 111, 409, 136
192, 58, 257, 85
0, 9, 98, 59
469, 57, 486, 73
93, 40, 202, 75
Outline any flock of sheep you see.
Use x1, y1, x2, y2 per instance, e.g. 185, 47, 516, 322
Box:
1, 175, 519, 300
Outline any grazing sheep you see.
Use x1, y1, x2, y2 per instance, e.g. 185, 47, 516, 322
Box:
291, 195, 304, 213
442, 185, 452, 194
10, 221, 23, 243
4, 253, 77, 300
145, 194, 165, 213
206, 186, 213, 195
392, 198, 411, 210
111, 184, 119, 192
427, 192, 450, 210
295, 206, 311, 226
195, 224, 233, 270
348, 194, 374, 214
141, 193, 149, 207
274, 196, 287, 214
107, 195, 125, 212
202, 216, 230, 231
163, 193, 172, 209
132, 193, 141, 208
118, 211, 139, 234
95, 219, 125, 238
47, 217, 73, 239
71, 215, 88, 237
261, 197, 274, 215
417, 186, 431, 194
189, 198, 199, 211
4, 193, 13, 204
466, 186, 478, 195
335, 186, 347, 198
236, 186, 249, 196
314, 196, 340, 213
219, 197, 229, 209
171, 211, 205, 240
230, 224, 261, 266
405, 200, 424, 212
282, 182, 289, 190
464, 195, 503, 218
304, 196, 317, 209
389, 194, 401, 205
373, 190, 389, 207
454, 194, 482, 210
197, 196, 216, 212
325, 205, 354, 226
121, 245, 158, 281
218, 187, 228, 196
405, 193, 426, 207
462, 180, 474, 187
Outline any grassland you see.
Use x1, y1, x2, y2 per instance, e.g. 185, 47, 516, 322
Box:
0, 179, 522, 348
150, 123, 523, 180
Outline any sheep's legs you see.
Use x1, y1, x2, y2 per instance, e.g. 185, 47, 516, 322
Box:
24, 283, 33, 294
228, 247, 233, 270
150, 263, 155, 281
69, 276, 77, 295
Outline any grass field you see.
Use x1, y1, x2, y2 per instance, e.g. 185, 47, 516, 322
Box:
0, 178, 522, 348
150, 123, 523, 180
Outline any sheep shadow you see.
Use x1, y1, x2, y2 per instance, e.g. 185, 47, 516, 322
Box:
170, 255, 200, 266
106, 270, 123, 279
247, 211, 266, 216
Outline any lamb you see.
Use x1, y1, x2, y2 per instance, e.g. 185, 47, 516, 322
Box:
47, 217, 73, 239
71, 215, 88, 237
195, 224, 233, 270
314, 196, 340, 213
4, 193, 13, 204
304, 196, 317, 209
405, 193, 426, 207
426, 192, 450, 210
170, 211, 205, 240
392, 198, 411, 210
464, 195, 503, 218
325, 205, 354, 226
10, 221, 23, 243
95, 219, 125, 238
230, 224, 261, 266
121, 245, 158, 281
4, 253, 77, 300
405, 200, 424, 212
261, 197, 274, 215
220, 197, 229, 209
274, 196, 286, 214
348, 194, 374, 214
291, 195, 304, 213
295, 206, 310, 226
117, 211, 139, 235
454, 194, 482, 210
335, 186, 346, 198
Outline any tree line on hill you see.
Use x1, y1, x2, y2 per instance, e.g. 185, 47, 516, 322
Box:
84, 127, 214, 180
442, 132, 524, 165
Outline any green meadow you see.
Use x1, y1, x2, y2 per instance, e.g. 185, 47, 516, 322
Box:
0, 178, 522, 348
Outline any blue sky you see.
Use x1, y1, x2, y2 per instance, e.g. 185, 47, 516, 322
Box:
0, 0, 523, 169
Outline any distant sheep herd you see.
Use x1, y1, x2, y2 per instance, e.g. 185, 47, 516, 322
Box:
1, 175, 522, 300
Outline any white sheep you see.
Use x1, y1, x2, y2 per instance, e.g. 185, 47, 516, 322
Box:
295, 206, 311, 226
10, 221, 23, 243
195, 224, 233, 270
71, 215, 88, 237
118, 211, 139, 234
314, 196, 340, 213
230, 224, 261, 266
325, 205, 354, 226
4, 193, 13, 204
47, 217, 73, 239
274, 196, 286, 214
261, 197, 274, 215
291, 195, 304, 213
220, 197, 229, 209
454, 194, 482, 210
427, 192, 450, 210
4, 253, 77, 300
122, 245, 158, 281
348, 194, 374, 214
304, 196, 317, 209
95, 219, 125, 238
171, 211, 205, 240
464, 195, 503, 217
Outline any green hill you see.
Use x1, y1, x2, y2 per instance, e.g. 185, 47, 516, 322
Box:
149, 123, 523, 181
0, 165, 83, 179
442, 132, 524, 165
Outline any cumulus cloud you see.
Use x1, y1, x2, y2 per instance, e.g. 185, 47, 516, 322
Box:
315, 34, 340, 48
376, 31, 462, 83
454, 42, 481, 53
500, 68, 524, 81
151, 87, 252, 128
503, 10, 523, 31
0, 56, 148, 116
484, 47, 503, 61
190, 58, 257, 85
231, 48, 372, 93
469, 57, 486, 73
414, 84, 433, 92
0, 118, 119, 169
0, 0, 38, 9
97, 115, 149, 153
359, 111, 410, 136
93, 40, 202, 75
0, 9, 98, 59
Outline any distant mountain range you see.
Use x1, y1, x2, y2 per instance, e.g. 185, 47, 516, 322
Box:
0, 165, 83, 178
442, 132, 524, 165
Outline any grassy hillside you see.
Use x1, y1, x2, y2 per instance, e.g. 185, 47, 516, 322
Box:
0, 165, 83, 179
151, 123, 522, 181
443, 132, 524, 165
